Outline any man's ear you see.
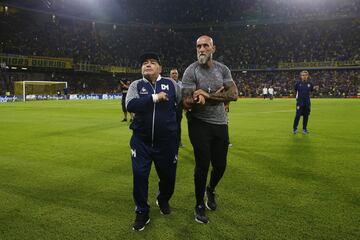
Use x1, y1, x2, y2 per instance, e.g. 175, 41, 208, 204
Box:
159, 65, 162, 74
212, 45, 216, 54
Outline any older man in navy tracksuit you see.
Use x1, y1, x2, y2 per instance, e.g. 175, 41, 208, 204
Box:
126, 53, 181, 231
293, 70, 316, 134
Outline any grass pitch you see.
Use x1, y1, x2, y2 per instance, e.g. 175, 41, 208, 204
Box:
0, 99, 359, 240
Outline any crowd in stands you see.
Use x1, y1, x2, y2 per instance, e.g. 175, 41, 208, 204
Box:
234, 69, 359, 97
1, 5, 359, 70
125, 0, 360, 25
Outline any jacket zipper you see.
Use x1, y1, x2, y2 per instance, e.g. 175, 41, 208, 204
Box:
149, 81, 156, 147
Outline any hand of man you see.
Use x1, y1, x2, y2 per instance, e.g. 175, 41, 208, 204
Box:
157, 92, 169, 102
195, 94, 206, 105
193, 89, 210, 99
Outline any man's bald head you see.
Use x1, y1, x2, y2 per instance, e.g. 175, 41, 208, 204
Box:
196, 35, 214, 46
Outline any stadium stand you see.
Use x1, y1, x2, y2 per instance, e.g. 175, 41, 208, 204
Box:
235, 70, 359, 97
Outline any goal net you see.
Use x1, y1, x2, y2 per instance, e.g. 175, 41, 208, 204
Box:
14, 81, 68, 101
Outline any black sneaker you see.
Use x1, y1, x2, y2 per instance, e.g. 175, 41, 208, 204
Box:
132, 212, 150, 231
156, 199, 171, 215
194, 204, 209, 224
121, 118, 127, 122
205, 187, 217, 211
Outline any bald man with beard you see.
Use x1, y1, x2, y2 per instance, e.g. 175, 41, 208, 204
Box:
182, 35, 238, 224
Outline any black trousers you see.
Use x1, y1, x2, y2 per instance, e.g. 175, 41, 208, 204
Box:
121, 94, 127, 113
187, 115, 229, 205
293, 105, 310, 130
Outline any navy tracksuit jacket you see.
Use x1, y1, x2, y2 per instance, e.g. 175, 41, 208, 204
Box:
126, 75, 181, 213
295, 80, 314, 115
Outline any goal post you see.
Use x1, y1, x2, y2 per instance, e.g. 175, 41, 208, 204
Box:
14, 81, 68, 101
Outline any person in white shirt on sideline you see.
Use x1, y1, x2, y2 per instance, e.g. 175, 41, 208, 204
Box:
268, 86, 274, 100
262, 86, 268, 99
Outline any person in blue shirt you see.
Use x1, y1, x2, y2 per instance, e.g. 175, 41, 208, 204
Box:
120, 80, 132, 122
169, 68, 184, 148
293, 70, 317, 134
126, 52, 181, 231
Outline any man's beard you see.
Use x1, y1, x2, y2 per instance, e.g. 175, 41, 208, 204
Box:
197, 53, 212, 64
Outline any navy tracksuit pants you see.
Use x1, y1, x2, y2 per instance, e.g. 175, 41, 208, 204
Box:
130, 133, 178, 214
293, 105, 310, 130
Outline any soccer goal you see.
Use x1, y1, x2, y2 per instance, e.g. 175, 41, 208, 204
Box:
14, 81, 68, 101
